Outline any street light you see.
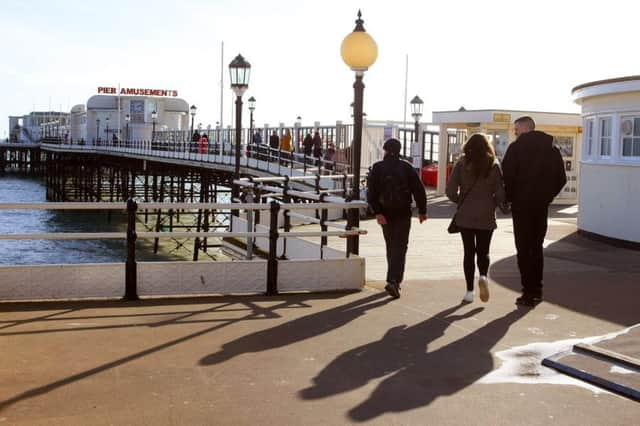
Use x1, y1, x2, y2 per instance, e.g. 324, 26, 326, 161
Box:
248, 96, 256, 145
151, 110, 157, 142
105, 116, 110, 143
125, 114, 130, 141
229, 53, 251, 205
96, 118, 100, 144
295, 116, 302, 151
190, 105, 197, 140
341, 9, 377, 255
410, 95, 423, 160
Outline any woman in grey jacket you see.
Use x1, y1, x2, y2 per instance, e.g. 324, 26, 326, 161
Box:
446, 134, 506, 303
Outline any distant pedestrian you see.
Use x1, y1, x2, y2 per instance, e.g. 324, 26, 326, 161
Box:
302, 132, 313, 156
367, 138, 427, 299
192, 130, 200, 142
446, 134, 506, 304
324, 141, 336, 172
502, 116, 567, 307
312, 131, 323, 159
280, 129, 293, 164
269, 130, 280, 151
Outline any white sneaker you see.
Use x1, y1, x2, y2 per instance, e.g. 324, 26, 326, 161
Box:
478, 276, 490, 302
462, 291, 474, 303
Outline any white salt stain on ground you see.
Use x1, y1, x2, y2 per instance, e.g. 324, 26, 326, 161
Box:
544, 314, 559, 320
479, 324, 640, 393
610, 365, 637, 375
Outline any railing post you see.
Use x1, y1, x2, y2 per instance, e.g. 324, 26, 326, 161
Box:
319, 192, 328, 258
125, 198, 139, 300
266, 200, 280, 295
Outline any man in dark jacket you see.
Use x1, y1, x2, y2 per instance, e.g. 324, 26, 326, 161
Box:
367, 138, 428, 299
502, 116, 567, 307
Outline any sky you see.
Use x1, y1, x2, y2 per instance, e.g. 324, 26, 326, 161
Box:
1, 0, 639, 137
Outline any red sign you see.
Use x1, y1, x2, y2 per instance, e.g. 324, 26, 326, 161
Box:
97, 87, 178, 97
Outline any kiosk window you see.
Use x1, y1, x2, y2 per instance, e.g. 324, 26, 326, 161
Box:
621, 117, 640, 157
599, 117, 612, 157
584, 119, 594, 156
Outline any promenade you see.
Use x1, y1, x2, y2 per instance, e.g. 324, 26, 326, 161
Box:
1, 197, 639, 425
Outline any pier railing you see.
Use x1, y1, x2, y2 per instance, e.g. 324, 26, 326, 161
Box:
0, 199, 367, 300
40, 139, 353, 181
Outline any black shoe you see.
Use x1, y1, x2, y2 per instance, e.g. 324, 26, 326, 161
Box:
516, 295, 542, 307
384, 282, 400, 299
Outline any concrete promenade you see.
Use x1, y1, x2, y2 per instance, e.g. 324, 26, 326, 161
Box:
1, 197, 639, 425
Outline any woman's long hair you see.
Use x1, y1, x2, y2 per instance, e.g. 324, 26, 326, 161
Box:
462, 133, 496, 178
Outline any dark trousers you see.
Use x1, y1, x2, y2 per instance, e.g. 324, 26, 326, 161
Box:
381, 215, 411, 285
512, 206, 549, 297
460, 228, 494, 291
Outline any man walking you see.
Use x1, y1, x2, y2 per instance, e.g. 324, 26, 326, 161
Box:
367, 138, 427, 299
502, 116, 567, 307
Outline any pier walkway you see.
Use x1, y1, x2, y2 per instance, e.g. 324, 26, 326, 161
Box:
1, 200, 639, 424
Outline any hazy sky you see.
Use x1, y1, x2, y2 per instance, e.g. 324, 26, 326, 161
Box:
1, 0, 638, 136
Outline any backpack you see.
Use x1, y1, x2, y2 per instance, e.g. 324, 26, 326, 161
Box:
378, 163, 412, 209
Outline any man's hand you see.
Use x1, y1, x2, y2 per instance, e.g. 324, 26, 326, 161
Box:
419, 213, 427, 224
376, 214, 387, 225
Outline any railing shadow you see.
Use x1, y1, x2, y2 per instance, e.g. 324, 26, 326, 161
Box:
0, 292, 362, 412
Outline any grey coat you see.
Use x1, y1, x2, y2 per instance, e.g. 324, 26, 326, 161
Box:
446, 157, 506, 230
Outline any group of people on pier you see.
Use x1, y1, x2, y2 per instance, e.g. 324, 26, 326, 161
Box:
368, 116, 567, 308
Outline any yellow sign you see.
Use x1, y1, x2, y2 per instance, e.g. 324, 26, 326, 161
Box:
493, 113, 512, 123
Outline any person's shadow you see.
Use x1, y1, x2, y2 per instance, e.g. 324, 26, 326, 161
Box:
199, 292, 391, 366
299, 305, 528, 422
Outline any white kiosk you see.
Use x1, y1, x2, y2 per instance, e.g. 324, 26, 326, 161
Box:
572, 76, 640, 246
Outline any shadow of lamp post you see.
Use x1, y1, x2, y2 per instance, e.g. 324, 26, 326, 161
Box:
341, 9, 377, 255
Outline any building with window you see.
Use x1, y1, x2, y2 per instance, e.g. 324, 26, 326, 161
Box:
8, 111, 70, 143
572, 76, 640, 245
82, 88, 190, 144
431, 109, 582, 204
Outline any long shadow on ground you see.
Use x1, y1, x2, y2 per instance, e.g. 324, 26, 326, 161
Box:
300, 304, 528, 422
490, 230, 640, 327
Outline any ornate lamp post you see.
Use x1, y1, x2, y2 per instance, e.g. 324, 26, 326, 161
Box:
125, 114, 130, 141
228, 53, 251, 205
189, 105, 197, 140
151, 110, 157, 142
105, 116, 110, 143
341, 10, 377, 255
96, 118, 100, 144
295, 116, 302, 152
248, 96, 256, 145
410, 95, 423, 161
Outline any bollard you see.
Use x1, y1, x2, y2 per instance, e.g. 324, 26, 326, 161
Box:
266, 200, 280, 295
125, 198, 139, 300
319, 193, 328, 258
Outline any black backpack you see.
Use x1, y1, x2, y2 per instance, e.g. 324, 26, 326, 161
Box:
378, 162, 412, 209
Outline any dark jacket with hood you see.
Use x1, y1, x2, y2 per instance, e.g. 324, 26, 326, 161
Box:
367, 154, 427, 219
502, 130, 567, 208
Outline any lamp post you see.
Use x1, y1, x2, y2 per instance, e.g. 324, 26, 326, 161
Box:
228, 53, 251, 206
105, 116, 110, 143
341, 10, 377, 255
295, 116, 302, 152
248, 96, 256, 145
125, 114, 130, 141
151, 110, 157, 142
189, 105, 197, 141
96, 119, 100, 144
410, 95, 423, 163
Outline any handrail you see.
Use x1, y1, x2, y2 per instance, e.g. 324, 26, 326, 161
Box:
0, 200, 367, 299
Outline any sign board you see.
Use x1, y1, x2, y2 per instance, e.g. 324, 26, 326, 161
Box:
493, 113, 512, 123
98, 87, 178, 97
